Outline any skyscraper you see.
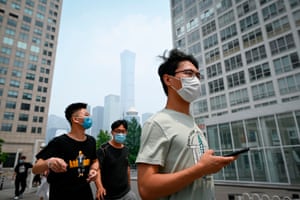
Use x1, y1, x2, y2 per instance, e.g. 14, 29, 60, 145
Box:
103, 94, 121, 132
0, 0, 63, 166
170, 0, 300, 196
120, 49, 136, 116
91, 106, 104, 138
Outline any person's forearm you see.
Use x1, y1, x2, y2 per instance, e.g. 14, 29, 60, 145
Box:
138, 165, 203, 200
32, 159, 49, 174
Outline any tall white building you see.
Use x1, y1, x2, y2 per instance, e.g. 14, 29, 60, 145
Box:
170, 0, 300, 197
120, 49, 136, 117
91, 106, 104, 138
103, 94, 121, 131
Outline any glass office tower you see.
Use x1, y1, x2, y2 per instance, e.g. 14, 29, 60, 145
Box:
170, 0, 300, 197
0, 0, 63, 166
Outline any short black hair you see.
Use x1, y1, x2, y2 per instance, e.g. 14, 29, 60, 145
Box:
111, 119, 128, 130
158, 49, 199, 96
65, 102, 87, 124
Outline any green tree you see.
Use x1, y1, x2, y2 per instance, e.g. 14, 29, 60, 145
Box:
96, 129, 110, 149
125, 118, 141, 167
0, 138, 8, 164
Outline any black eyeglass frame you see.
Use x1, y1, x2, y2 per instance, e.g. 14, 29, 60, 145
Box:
174, 69, 201, 80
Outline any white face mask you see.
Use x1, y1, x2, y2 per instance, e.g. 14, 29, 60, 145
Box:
172, 76, 201, 103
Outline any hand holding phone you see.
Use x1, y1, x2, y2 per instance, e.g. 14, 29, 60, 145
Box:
223, 147, 250, 157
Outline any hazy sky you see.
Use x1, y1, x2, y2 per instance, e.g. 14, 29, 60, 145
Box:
49, 1, 173, 117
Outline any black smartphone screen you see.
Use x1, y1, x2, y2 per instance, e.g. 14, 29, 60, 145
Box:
223, 147, 250, 157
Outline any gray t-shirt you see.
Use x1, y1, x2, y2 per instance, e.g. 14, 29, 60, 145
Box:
136, 109, 215, 200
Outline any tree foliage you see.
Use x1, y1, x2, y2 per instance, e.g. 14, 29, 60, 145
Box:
125, 118, 141, 167
0, 138, 8, 164
96, 129, 110, 149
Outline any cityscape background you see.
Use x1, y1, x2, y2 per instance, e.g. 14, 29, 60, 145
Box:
0, 0, 300, 199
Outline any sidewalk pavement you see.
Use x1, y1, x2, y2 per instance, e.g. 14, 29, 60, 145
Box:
0, 187, 39, 200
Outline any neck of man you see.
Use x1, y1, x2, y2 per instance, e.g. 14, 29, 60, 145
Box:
166, 93, 190, 115
68, 127, 86, 141
109, 140, 124, 149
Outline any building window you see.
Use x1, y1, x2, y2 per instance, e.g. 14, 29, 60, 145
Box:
17, 124, 27, 132
224, 54, 243, 72
293, 10, 300, 27
24, 82, 34, 90
207, 62, 222, 78
10, 80, 20, 88
20, 103, 30, 110
248, 62, 271, 82
218, 10, 234, 28
1, 123, 12, 132
208, 78, 224, 94
0, 56, 10, 64
237, 0, 256, 18
5, 28, 16, 36
22, 92, 32, 100
12, 70, 22, 78
186, 17, 199, 32
269, 33, 295, 55
199, 0, 213, 11
229, 88, 249, 106
220, 24, 237, 42
222, 38, 240, 57
216, 0, 232, 15
251, 81, 275, 100
202, 20, 216, 37
6, 101, 16, 109
200, 8, 214, 24
239, 12, 259, 33
265, 16, 290, 38
210, 94, 227, 111
204, 33, 218, 50
3, 112, 14, 120
7, 90, 18, 98
19, 114, 29, 121
193, 99, 208, 114
227, 71, 246, 88
278, 73, 300, 95
262, 0, 286, 22
26, 72, 35, 80
245, 45, 267, 64
242, 28, 263, 48
188, 42, 201, 55
0, 77, 5, 85
14, 60, 24, 68
273, 52, 300, 74
0, 67, 7, 75
205, 47, 220, 64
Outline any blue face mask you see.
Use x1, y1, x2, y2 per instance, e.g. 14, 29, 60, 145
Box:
82, 117, 92, 129
114, 133, 126, 144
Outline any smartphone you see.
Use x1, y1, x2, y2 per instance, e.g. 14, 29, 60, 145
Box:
223, 147, 250, 157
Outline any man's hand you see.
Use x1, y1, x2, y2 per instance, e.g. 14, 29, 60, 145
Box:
87, 168, 97, 182
96, 186, 106, 200
47, 157, 67, 173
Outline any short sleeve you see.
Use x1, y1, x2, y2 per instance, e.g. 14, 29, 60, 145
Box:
136, 120, 170, 167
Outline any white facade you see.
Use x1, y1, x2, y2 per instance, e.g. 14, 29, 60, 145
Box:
170, 0, 300, 194
91, 106, 104, 138
120, 49, 136, 116
103, 94, 121, 131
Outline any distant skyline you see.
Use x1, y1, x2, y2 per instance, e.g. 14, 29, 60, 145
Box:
49, 1, 172, 117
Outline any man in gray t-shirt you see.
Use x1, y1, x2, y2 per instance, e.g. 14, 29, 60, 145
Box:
136, 49, 237, 200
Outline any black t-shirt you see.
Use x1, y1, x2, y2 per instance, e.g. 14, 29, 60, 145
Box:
36, 134, 96, 200
97, 142, 130, 199
14, 162, 33, 179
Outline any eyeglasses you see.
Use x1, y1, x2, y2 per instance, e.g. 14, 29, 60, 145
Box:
174, 69, 201, 80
